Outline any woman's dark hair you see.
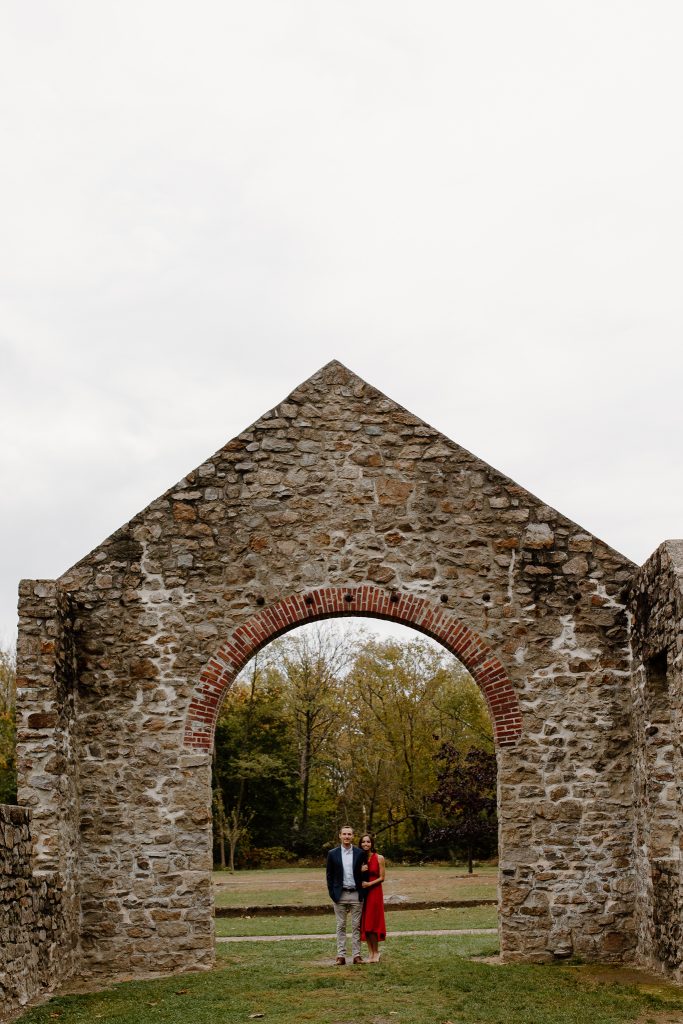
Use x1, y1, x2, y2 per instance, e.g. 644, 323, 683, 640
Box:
359, 832, 376, 853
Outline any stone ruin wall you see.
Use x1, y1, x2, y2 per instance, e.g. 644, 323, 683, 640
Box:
628, 540, 683, 980
0, 805, 72, 1020
5, 361, 682, 1010
0, 582, 81, 1018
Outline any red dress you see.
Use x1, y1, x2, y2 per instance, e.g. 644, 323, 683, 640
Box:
361, 853, 386, 941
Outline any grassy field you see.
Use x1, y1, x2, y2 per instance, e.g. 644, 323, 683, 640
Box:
215, 903, 498, 936
18, 867, 678, 1024
21, 936, 683, 1024
213, 864, 498, 908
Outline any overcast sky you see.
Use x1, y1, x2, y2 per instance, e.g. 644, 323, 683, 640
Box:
1, 1, 682, 646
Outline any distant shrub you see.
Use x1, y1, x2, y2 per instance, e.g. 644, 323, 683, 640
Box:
294, 856, 326, 868
240, 846, 298, 868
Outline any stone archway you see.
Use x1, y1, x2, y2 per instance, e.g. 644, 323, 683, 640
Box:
185, 587, 521, 971
185, 586, 522, 749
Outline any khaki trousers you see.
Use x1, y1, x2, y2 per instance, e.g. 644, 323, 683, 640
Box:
333, 891, 362, 958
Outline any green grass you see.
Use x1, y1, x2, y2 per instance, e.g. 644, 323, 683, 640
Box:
215, 903, 498, 936
20, 938, 683, 1024
213, 864, 498, 908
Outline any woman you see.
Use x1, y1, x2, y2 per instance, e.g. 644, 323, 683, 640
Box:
360, 833, 386, 962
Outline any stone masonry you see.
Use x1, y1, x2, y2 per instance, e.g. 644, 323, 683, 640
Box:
628, 540, 683, 981
2, 583, 80, 1018
3, 360, 682, 1013
0, 805, 73, 1019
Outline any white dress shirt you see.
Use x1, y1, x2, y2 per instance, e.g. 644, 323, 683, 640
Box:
341, 845, 355, 888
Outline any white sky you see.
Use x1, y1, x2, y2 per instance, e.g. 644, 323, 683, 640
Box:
1, 1, 682, 645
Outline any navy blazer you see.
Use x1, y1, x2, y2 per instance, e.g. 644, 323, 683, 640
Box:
326, 845, 366, 903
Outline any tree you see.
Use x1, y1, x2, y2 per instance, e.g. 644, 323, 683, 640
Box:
428, 743, 498, 872
212, 652, 299, 867
432, 669, 494, 754
212, 747, 229, 869
223, 805, 254, 874
346, 638, 473, 849
0, 643, 17, 805
273, 624, 357, 849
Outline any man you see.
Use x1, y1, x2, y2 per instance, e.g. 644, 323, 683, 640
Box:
326, 824, 366, 965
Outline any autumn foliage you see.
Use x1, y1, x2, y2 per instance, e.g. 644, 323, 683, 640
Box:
212, 624, 496, 865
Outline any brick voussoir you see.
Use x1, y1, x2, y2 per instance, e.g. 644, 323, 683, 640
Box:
186, 589, 522, 749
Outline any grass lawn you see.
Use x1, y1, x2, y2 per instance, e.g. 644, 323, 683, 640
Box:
20, 936, 683, 1024
215, 903, 498, 936
213, 864, 498, 908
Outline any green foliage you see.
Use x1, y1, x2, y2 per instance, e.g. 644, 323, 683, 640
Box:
429, 743, 498, 870
237, 845, 298, 869
340, 637, 493, 854
276, 624, 354, 850
212, 655, 299, 867
0, 644, 16, 804
0, 711, 16, 804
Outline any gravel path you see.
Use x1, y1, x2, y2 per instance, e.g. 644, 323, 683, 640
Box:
217, 928, 497, 943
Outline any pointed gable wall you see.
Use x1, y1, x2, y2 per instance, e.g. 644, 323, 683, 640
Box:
16, 359, 641, 985
58, 357, 634, 695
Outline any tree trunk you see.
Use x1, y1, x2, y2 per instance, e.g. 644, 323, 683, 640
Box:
301, 710, 312, 830
212, 748, 227, 869
216, 792, 227, 869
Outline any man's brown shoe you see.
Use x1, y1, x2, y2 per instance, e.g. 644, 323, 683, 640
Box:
353, 955, 363, 964
335, 956, 346, 965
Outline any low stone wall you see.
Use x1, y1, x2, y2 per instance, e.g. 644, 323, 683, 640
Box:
651, 859, 682, 973
0, 805, 74, 1020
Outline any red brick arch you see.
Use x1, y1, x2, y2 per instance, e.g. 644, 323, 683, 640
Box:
184, 586, 522, 751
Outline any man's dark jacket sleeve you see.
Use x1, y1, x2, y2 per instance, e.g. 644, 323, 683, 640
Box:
326, 848, 339, 902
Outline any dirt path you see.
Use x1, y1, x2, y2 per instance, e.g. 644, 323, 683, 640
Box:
217, 927, 497, 942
